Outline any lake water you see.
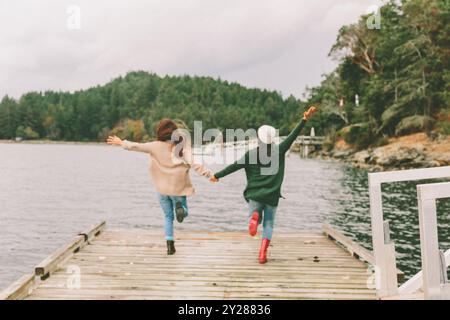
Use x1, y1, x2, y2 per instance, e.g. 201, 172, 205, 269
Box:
0, 143, 449, 290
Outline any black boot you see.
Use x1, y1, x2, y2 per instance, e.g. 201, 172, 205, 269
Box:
175, 202, 186, 223
167, 240, 176, 255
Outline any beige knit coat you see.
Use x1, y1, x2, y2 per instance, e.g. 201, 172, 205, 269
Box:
123, 140, 211, 196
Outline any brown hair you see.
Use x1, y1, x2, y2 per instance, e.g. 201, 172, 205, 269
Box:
155, 118, 178, 142
155, 118, 184, 157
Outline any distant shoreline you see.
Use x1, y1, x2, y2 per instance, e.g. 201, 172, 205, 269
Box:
311, 133, 450, 171
0, 140, 106, 145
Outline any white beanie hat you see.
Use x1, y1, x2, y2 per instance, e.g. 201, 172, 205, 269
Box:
257, 125, 277, 144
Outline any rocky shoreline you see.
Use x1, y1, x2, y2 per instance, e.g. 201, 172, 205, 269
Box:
313, 133, 450, 172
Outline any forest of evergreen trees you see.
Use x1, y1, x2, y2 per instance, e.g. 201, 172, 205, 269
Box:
0, 72, 304, 142
0, 0, 448, 147
304, 0, 449, 149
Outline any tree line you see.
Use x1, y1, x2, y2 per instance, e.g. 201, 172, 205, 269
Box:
305, 0, 449, 149
0, 72, 305, 142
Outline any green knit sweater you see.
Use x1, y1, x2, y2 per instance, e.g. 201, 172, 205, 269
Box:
214, 119, 306, 207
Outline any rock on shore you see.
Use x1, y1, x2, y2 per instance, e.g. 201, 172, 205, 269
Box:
316, 133, 450, 171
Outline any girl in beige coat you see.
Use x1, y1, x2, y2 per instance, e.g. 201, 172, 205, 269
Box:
107, 119, 211, 255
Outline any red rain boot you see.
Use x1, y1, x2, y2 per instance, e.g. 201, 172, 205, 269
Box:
259, 238, 270, 264
248, 211, 259, 236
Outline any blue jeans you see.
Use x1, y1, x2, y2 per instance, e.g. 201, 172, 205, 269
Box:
248, 200, 277, 240
157, 193, 188, 241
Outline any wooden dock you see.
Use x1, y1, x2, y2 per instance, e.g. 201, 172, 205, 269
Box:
1, 221, 378, 300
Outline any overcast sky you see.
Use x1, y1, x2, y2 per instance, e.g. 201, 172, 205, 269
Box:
0, 0, 382, 99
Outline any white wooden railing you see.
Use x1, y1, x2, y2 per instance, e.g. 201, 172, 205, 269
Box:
398, 249, 450, 296
415, 182, 450, 299
368, 166, 450, 298
295, 136, 325, 145
194, 135, 325, 155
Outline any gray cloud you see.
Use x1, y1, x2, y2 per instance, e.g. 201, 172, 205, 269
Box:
0, 0, 382, 99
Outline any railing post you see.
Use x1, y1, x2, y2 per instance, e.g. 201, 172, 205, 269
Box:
369, 176, 398, 297
417, 182, 450, 300
368, 168, 450, 298
439, 251, 448, 285
399, 248, 450, 294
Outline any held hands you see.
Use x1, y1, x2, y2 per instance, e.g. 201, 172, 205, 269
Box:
303, 106, 317, 121
107, 135, 123, 146
210, 175, 219, 183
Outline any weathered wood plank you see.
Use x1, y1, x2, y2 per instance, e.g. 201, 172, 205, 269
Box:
48, 270, 372, 279
30, 287, 375, 297
322, 224, 404, 281
26, 288, 375, 300
381, 292, 424, 300
49, 267, 371, 279
0, 274, 35, 300
26, 293, 375, 300
79, 221, 107, 242
35, 235, 85, 278
41, 277, 372, 288
34, 221, 106, 278
68, 263, 367, 271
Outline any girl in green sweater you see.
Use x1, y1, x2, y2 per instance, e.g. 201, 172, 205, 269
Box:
211, 106, 316, 264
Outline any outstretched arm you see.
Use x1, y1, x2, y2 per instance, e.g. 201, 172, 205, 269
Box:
279, 106, 316, 154
107, 135, 154, 154
183, 147, 213, 178
211, 154, 247, 182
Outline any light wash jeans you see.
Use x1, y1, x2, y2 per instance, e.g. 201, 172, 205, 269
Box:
248, 199, 277, 240
157, 193, 188, 241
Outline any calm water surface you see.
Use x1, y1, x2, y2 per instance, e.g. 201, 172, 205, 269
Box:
0, 143, 449, 290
